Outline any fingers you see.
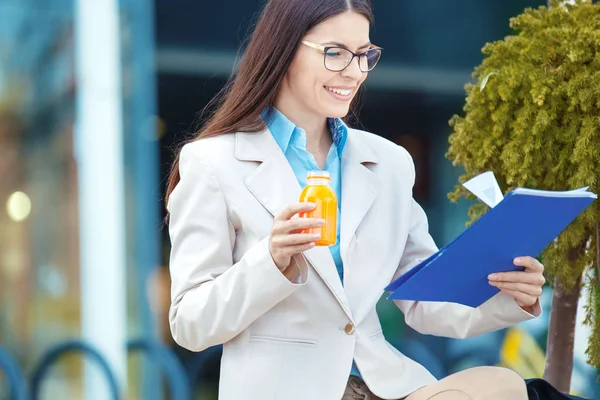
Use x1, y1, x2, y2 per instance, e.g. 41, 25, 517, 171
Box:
496, 288, 538, 308
273, 203, 325, 234
277, 202, 316, 221
270, 203, 323, 270
514, 256, 544, 273
269, 233, 317, 269
488, 271, 546, 286
488, 256, 545, 309
284, 242, 318, 254
489, 280, 543, 297
272, 217, 324, 235
285, 217, 325, 233
488, 256, 545, 286
271, 233, 321, 247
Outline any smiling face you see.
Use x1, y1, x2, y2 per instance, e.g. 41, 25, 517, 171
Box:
276, 10, 372, 121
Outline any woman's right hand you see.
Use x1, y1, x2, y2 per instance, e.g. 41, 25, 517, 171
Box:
269, 202, 324, 271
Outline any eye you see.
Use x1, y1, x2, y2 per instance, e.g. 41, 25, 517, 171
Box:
325, 50, 343, 58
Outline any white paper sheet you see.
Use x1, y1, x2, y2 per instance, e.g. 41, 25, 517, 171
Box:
463, 172, 596, 207
462, 171, 504, 208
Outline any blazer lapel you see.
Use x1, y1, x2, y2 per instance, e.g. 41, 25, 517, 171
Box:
236, 129, 353, 321
237, 130, 300, 217
340, 130, 379, 264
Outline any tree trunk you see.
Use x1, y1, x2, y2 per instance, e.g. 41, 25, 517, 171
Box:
543, 274, 582, 392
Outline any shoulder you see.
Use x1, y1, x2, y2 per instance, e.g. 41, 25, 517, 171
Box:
178, 134, 238, 172
349, 127, 411, 160
348, 127, 416, 181
180, 134, 235, 162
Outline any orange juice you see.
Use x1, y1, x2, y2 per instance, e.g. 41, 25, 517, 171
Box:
299, 170, 337, 246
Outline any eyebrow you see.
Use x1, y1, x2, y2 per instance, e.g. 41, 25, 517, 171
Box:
323, 41, 372, 51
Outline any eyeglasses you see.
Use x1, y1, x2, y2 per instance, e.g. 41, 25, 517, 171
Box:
301, 40, 383, 72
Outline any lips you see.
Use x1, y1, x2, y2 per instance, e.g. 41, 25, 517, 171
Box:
324, 85, 356, 103
325, 86, 352, 96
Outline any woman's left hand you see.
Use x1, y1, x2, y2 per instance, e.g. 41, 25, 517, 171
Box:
488, 256, 545, 311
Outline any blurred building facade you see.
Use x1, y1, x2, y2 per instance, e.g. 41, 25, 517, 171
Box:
0, 0, 80, 394
0, 0, 160, 398
1, 0, 599, 399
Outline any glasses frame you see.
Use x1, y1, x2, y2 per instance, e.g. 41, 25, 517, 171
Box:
301, 40, 383, 72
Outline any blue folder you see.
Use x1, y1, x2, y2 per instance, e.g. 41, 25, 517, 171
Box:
386, 188, 597, 308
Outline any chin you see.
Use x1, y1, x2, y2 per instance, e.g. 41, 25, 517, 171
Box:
322, 103, 351, 119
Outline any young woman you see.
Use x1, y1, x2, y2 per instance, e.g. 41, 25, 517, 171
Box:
166, 1, 545, 399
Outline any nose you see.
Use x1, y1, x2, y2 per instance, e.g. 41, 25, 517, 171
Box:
341, 55, 364, 80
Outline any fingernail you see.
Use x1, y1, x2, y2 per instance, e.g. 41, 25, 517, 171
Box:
514, 258, 521, 265
312, 233, 321, 239
488, 274, 498, 280
318, 219, 326, 225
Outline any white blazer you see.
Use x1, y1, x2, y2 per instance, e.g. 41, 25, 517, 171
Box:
167, 127, 538, 400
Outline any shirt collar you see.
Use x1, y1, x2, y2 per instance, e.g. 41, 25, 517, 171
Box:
262, 107, 348, 157
328, 117, 348, 157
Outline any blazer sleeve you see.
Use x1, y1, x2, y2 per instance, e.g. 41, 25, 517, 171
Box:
390, 147, 541, 339
167, 143, 308, 352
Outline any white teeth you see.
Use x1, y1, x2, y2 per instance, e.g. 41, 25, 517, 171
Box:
326, 87, 352, 96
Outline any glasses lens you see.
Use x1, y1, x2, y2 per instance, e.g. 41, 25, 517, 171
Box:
324, 47, 353, 71
360, 49, 382, 72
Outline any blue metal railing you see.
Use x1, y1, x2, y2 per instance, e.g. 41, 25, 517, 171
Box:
30, 340, 121, 400
0, 347, 27, 400
127, 338, 191, 400
182, 344, 222, 390
18, 338, 191, 399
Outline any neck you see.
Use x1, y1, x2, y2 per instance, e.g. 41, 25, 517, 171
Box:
274, 95, 331, 153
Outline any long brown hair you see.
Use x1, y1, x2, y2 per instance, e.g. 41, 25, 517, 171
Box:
165, 0, 373, 207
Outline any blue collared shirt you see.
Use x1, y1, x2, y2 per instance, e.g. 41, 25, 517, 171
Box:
263, 107, 347, 282
263, 108, 361, 378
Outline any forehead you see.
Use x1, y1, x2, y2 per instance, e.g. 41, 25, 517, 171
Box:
305, 11, 370, 48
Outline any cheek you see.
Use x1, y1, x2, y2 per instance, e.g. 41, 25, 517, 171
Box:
315, 72, 343, 96
291, 68, 333, 99
288, 61, 319, 93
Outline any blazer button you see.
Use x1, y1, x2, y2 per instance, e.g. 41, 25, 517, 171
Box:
344, 322, 355, 335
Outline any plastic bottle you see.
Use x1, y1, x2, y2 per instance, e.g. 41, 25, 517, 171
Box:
298, 170, 337, 246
